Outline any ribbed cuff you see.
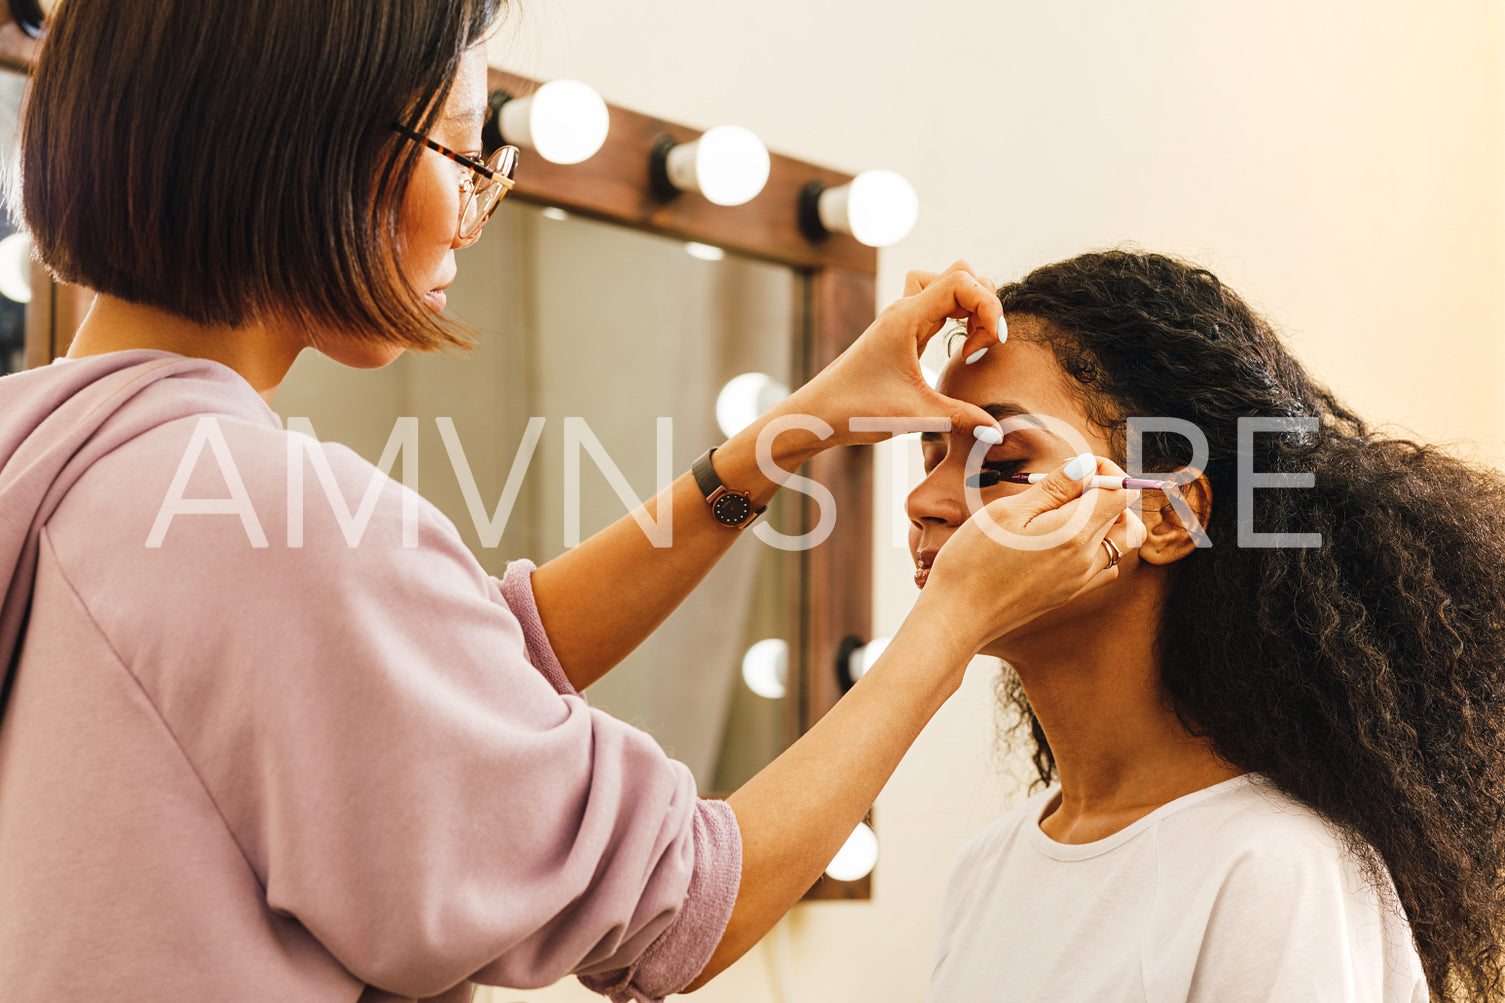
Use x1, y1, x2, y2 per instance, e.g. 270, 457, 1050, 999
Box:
496, 559, 577, 697
577, 799, 743, 1001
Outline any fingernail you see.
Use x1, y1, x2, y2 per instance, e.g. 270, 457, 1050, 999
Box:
964, 347, 988, 365
1062, 452, 1096, 481
997, 314, 1009, 344
972, 424, 1003, 445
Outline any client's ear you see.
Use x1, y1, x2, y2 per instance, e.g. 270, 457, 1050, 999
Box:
1138, 472, 1212, 566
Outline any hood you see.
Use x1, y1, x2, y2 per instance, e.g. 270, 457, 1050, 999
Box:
0, 350, 274, 706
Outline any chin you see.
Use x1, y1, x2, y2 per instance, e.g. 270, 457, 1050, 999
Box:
979, 587, 1118, 665
319, 341, 408, 370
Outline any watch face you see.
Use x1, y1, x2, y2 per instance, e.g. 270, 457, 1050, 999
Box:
712, 492, 753, 526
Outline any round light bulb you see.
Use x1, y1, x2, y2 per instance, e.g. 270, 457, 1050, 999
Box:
818, 170, 919, 247
0, 232, 33, 304
715, 372, 790, 438
741, 638, 789, 700
846, 637, 891, 684
684, 241, 726, 262
499, 80, 610, 166
666, 126, 771, 207
825, 822, 878, 881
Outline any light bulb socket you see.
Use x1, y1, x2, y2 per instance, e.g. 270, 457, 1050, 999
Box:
648, 134, 682, 202
799, 180, 830, 242
835, 634, 864, 692
482, 89, 515, 157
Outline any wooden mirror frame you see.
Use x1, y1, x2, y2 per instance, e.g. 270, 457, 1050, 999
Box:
6, 19, 878, 899
486, 69, 879, 902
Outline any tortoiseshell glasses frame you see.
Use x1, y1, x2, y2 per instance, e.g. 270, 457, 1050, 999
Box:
391, 123, 519, 245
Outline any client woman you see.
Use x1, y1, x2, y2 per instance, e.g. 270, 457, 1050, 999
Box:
913, 250, 1505, 1002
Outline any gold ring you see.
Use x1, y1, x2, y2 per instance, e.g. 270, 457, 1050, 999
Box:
1101, 537, 1122, 570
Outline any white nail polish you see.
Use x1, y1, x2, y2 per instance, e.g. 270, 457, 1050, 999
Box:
972, 425, 1003, 445
997, 314, 1009, 344
1062, 452, 1095, 481
964, 347, 988, 365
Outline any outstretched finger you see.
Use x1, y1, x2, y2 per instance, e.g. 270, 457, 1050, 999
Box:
1013, 453, 1100, 520
903, 259, 984, 298
1011, 455, 1134, 552
910, 270, 1006, 354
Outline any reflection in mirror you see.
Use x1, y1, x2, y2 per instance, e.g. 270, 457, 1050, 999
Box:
0, 68, 25, 375
273, 203, 801, 791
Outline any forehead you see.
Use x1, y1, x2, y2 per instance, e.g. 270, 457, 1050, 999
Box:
936, 317, 1093, 436
443, 47, 490, 121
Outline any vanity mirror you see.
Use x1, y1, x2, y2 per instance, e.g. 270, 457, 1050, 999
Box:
271, 204, 806, 796
15, 55, 880, 898
0, 65, 23, 375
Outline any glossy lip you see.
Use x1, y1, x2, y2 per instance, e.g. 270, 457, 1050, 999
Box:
424, 262, 457, 313
914, 546, 939, 589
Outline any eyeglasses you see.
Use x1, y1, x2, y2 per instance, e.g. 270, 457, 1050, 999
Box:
391, 123, 519, 245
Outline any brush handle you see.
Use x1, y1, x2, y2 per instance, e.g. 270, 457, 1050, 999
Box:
1001, 472, 1176, 491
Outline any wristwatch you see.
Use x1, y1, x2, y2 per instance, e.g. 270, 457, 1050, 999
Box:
692, 447, 765, 529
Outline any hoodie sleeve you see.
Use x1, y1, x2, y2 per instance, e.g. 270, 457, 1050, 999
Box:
51, 415, 740, 1000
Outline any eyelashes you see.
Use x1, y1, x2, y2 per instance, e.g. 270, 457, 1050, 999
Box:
919, 452, 1029, 485
965, 460, 1026, 489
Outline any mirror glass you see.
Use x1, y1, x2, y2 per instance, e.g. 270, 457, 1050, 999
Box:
0, 68, 27, 376
273, 203, 803, 791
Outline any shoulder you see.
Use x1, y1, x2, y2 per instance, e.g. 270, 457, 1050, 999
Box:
58, 400, 464, 563
939, 784, 1057, 923
1145, 776, 1427, 1001
46, 397, 495, 675
1155, 776, 1364, 888
951, 784, 1057, 871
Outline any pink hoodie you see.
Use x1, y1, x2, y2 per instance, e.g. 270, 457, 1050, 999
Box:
0, 351, 740, 1002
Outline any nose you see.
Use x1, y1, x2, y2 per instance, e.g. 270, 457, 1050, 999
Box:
906, 461, 971, 534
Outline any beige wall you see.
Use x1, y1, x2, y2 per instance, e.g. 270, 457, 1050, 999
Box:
482, 2, 1505, 1000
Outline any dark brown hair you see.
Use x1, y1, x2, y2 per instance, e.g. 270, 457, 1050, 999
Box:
20, 0, 504, 349
994, 249, 1505, 1000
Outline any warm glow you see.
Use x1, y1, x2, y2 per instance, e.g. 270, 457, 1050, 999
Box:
666, 126, 771, 207
826, 822, 878, 881
500, 80, 610, 166
715, 372, 790, 438
818, 170, 919, 247
741, 638, 788, 700
0, 232, 33, 304
846, 637, 891, 684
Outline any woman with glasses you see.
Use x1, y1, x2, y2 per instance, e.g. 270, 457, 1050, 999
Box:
0, 1, 1141, 999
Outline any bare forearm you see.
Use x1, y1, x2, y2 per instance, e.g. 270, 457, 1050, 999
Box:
529, 415, 826, 690
687, 608, 977, 989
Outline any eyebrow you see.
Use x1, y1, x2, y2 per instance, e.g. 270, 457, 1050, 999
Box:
919, 402, 1047, 443
444, 107, 488, 127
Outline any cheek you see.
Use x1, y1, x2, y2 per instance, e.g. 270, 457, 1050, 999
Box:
399, 163, 459, 256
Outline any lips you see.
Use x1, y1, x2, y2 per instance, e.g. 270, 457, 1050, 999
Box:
424, 288, 448, 312
914, 547, 938, 589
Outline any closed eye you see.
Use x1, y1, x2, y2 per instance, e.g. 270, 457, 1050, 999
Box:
966, 459, 1026, 488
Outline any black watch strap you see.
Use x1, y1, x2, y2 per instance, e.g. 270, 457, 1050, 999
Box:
692, 447, 765, 528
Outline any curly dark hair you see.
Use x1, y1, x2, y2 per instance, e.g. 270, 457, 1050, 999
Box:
992, 249, 1505, 1001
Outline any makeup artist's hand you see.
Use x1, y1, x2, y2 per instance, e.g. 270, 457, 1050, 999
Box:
767, 260, 1008, 456
917, 455, 1142, 651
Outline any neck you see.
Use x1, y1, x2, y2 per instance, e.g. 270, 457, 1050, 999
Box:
65, 294, 301, 403
996, 577, 1243, 843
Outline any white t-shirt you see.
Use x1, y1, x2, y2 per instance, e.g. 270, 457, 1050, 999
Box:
928, 774, 1428, 1002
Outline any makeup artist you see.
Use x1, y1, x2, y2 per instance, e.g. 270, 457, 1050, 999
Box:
0, 1, 1142, 1000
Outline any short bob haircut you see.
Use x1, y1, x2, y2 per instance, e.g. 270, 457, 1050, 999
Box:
21, 0, 504, 351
